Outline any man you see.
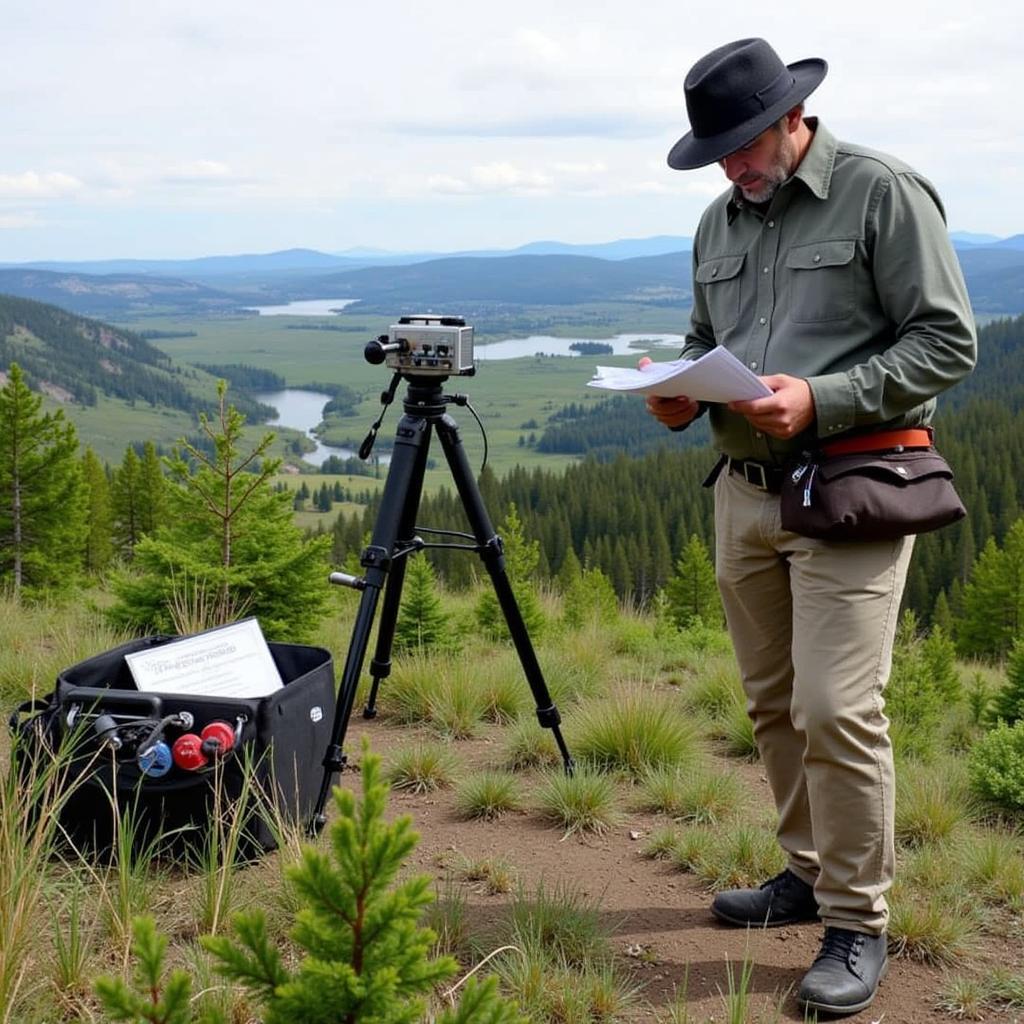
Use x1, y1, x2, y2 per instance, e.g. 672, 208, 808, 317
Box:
649, 38, 976, 1015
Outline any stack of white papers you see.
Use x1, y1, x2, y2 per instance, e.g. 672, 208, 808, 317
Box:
587, 346, 772, 402
125, 618, 284, 699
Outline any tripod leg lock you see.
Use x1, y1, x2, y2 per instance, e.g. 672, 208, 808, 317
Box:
535, 704, 562, 729
322, 744, 348, 773
360, 545, 391, 571
479, 535, 505, 564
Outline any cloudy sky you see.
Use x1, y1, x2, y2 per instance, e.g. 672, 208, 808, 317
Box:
2, 0, 1020, 261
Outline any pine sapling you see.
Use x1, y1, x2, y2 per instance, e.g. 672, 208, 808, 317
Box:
201, 747, 524, 1023
95, 749, 524, 1024
95, 915, 221, 1024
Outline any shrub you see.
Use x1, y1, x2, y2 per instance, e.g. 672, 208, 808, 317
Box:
968, 720, 1024, 812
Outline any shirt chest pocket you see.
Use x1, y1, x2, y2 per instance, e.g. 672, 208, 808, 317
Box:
695, 254, 745, 333
785, 239, 857, 323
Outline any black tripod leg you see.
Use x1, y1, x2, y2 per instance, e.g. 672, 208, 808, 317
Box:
362, 436, 430, 718
310, 415, 432, 830
435, 414, 574, 773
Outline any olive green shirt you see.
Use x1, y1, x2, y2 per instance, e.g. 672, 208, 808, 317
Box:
682, 119, 977, 463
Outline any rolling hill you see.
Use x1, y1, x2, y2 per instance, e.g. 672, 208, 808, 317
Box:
0, 293, 255, 416
1, 235, 1024, 318
0, 268, 259, 318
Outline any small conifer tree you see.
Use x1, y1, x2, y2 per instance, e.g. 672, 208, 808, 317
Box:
563, 565, 618, 629
96, 750, 524, 1024
664, 534, 723, 629
990, 635, 1024, 726
111, 444, 144, 557
394, 555, 454, 653
106, 383, 331, 640
82, 446, 115, 574
475, 503, 545, 641
0, 361, 87, 597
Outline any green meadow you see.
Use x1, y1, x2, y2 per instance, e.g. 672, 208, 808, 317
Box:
63, 304, 686, 478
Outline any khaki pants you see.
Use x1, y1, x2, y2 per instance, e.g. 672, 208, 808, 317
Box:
714, 469, 913, 935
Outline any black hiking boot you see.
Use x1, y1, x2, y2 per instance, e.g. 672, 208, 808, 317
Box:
797, 927, 888, 1015
711, 868, 818, 927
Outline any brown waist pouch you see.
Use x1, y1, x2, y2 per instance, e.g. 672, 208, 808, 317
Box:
779, 428, 966, 542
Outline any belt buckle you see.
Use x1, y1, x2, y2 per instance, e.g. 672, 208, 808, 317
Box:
742, 461, 768, 490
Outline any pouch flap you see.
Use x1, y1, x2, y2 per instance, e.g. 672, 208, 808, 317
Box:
785, 239, 856, 270
695, 254, 745, 284
817, 450, 953, 485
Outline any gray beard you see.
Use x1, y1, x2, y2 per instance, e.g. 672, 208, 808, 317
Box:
739, 164, 790, 204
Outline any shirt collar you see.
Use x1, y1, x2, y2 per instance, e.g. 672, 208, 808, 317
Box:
792, 118, 835, 200
726, 117, 836, 222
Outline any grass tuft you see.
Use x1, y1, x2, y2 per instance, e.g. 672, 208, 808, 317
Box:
957, 829, 1024, 905
460, 856, 517, 895
385, 740, 459, 794
635, 763, 746, 824
454, 771, 522, 821
569, 685, 702, 777
535, 765, 621, 836
500, 715, 563, 772
895, 759, 975, 847
889, 891, 978, 966
695, 823, 785, 890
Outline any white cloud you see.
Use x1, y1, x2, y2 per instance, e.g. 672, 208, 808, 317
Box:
0, 211, 43, 229
0, 171, 83, 199
428, 162, 553, 196
163, 160, 236, 184
1, 0, 1023, 256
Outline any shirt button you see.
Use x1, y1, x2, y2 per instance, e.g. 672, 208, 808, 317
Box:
767, 220, 775, 228
755, 431, 764, 439
759, 317, 767, 325
762, 266, 769, 274
813, 253, 822, 263
711, 267, 719, 277
749, 361, 758, 369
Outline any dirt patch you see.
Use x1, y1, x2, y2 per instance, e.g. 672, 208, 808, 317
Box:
337, 716, 978, 1024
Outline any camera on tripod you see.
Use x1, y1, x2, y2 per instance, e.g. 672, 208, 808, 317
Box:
364, 314, 475, 376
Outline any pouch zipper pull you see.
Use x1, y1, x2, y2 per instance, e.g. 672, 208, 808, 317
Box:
802, 464, 817, 507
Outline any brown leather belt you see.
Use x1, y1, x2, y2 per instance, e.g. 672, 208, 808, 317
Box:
821, 427, 933, 457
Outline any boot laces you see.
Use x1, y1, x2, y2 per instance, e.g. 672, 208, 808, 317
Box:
815, 927, 863, 966
760, 869, 798, 894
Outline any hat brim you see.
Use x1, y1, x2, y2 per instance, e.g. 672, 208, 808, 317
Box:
667, 58, 827, 171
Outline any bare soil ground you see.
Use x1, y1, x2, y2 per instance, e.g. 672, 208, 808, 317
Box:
339, 716, 1022, 1024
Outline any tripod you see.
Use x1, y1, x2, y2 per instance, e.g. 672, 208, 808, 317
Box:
310, 375, 574, 830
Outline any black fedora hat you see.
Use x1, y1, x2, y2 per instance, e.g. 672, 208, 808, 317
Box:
667, 38, 827, 171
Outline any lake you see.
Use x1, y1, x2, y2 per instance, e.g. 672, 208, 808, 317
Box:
258, 388, 371, 469
259, 330, 686, 466
245, 298, 361, 316
475, 332, 685, 360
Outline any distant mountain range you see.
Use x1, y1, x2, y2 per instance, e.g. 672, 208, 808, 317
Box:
1, 233, 1024, 318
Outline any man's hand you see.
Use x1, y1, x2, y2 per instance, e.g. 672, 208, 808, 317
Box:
646, 394, 701, 429
727, 374, 815, 439
638, 356, 700, 429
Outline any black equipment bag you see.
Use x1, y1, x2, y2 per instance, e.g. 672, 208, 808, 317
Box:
13, 635, 335, 859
